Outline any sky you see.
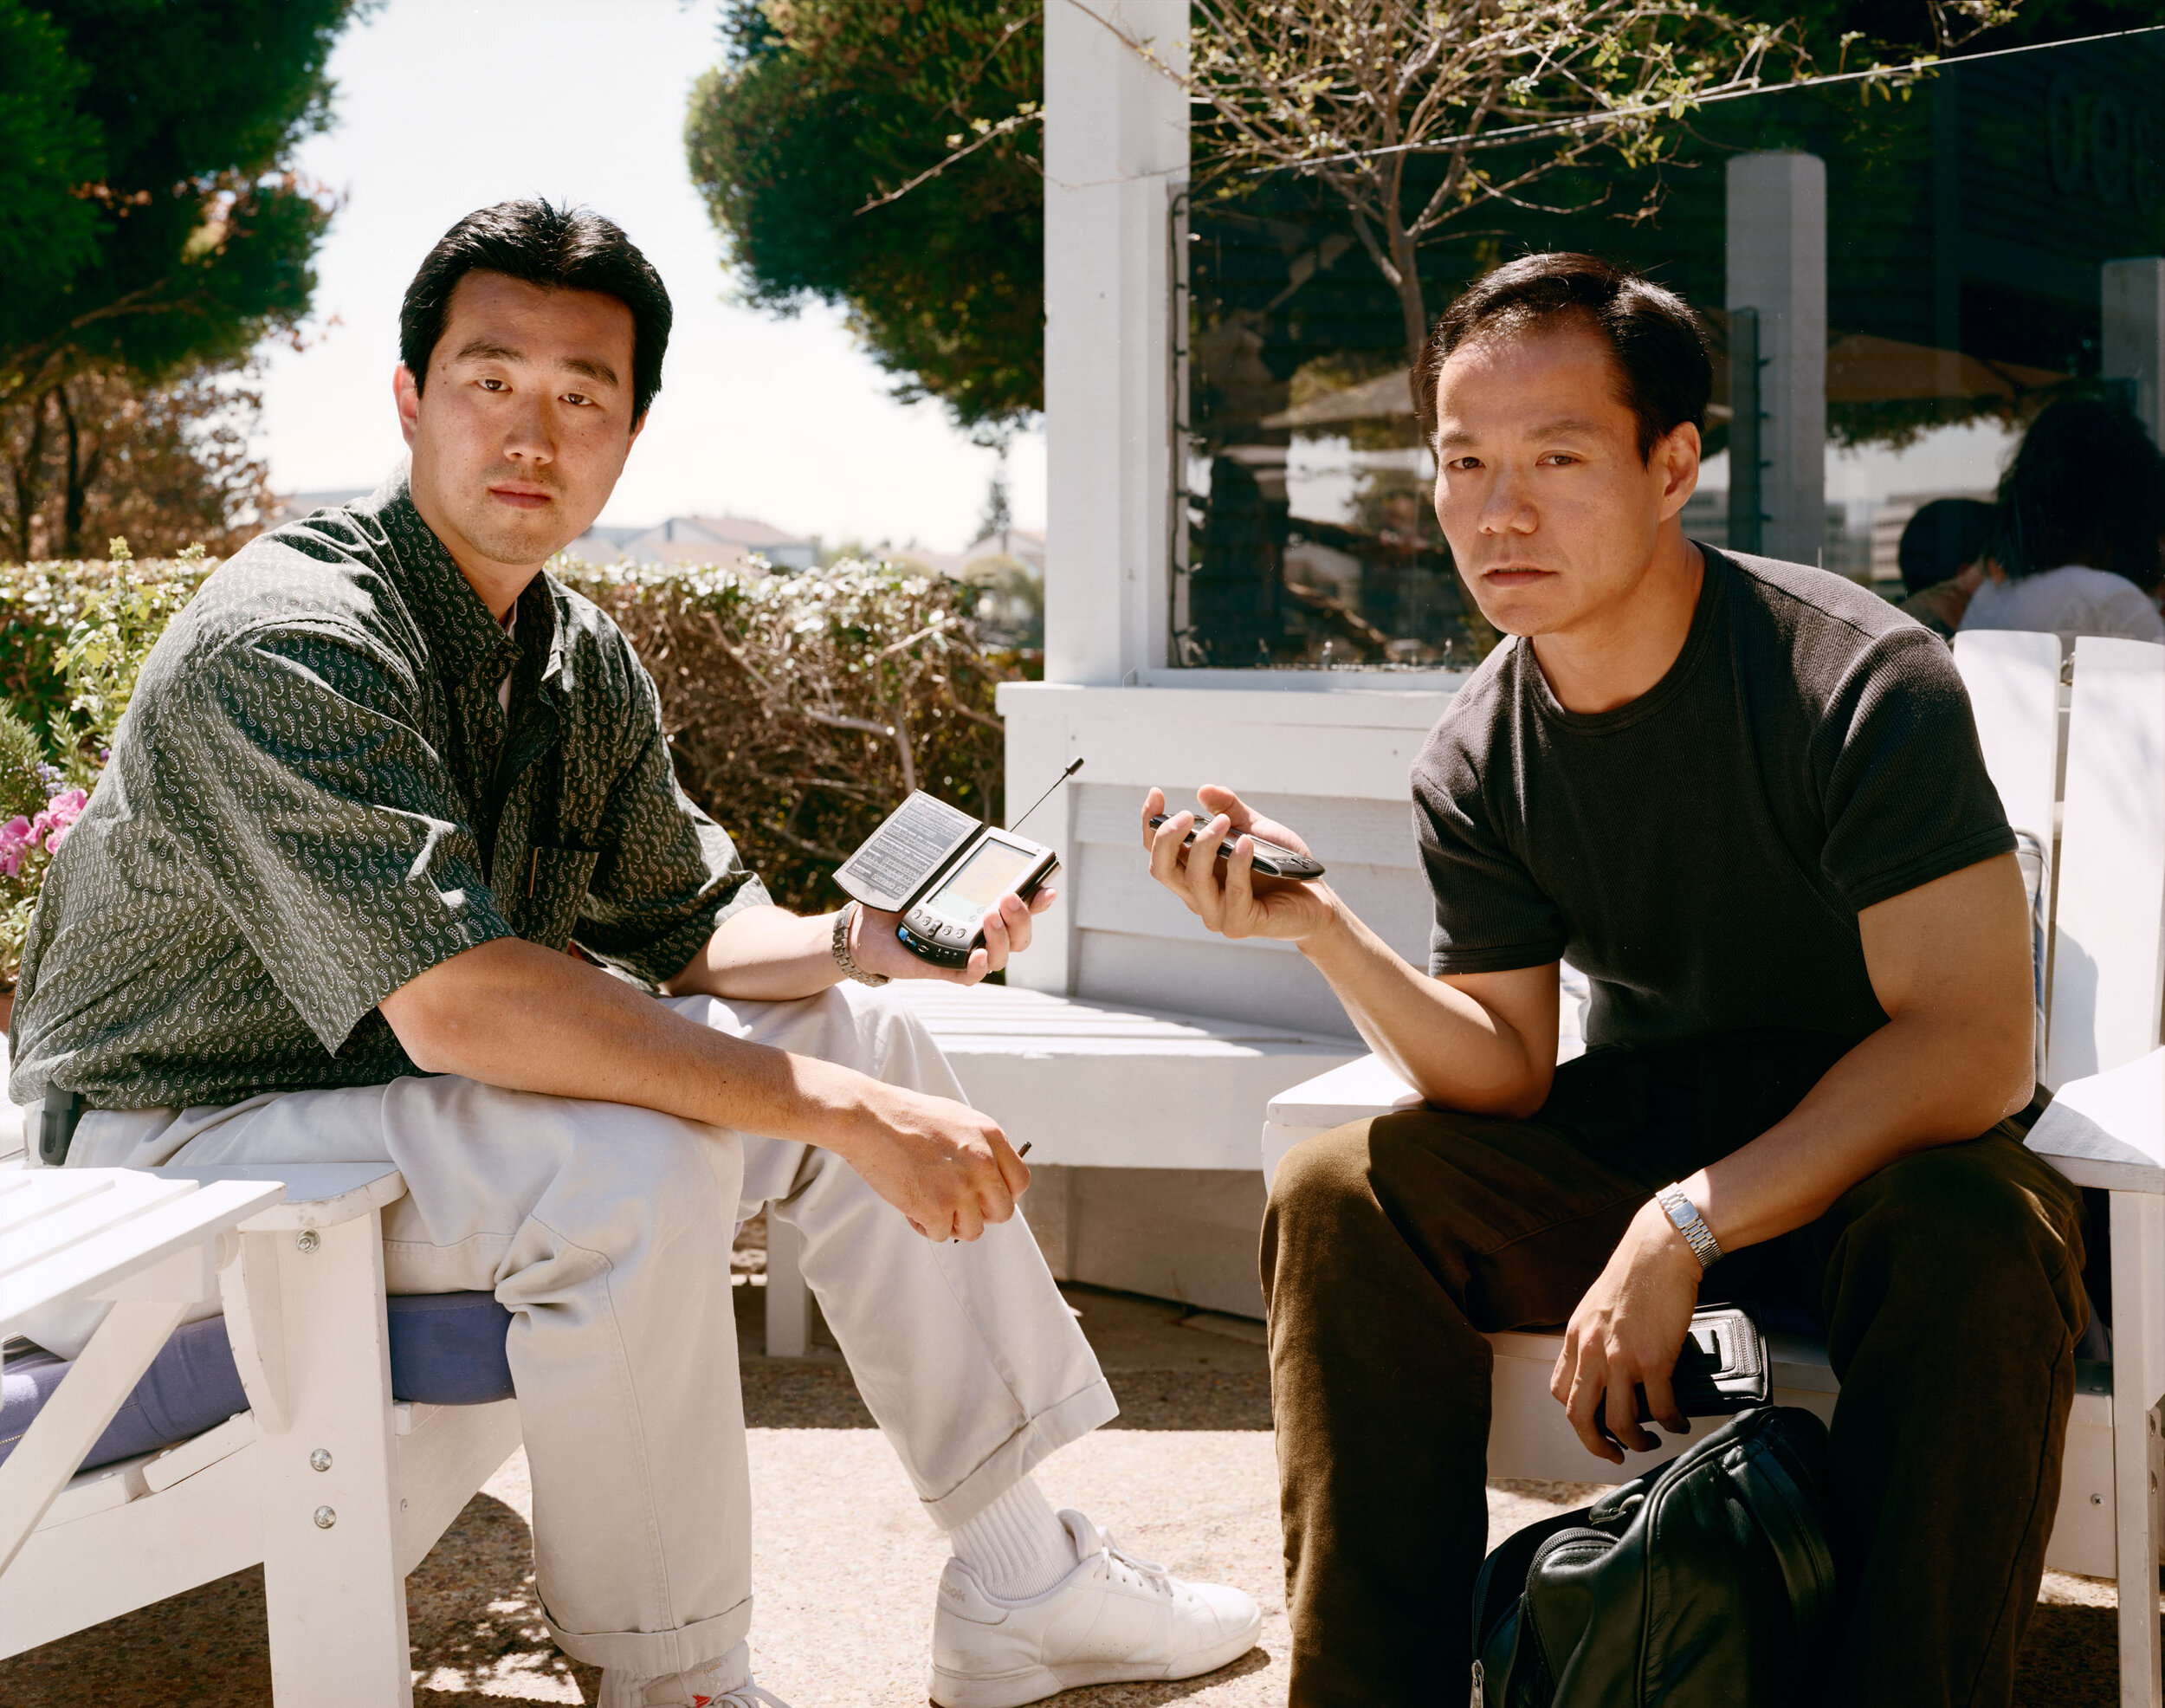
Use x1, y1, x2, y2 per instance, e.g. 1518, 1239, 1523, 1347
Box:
254, 0, 1045, 552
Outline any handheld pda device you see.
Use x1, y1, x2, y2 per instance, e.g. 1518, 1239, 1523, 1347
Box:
834, 761, 1082, 969
1148, 808, 1326, 881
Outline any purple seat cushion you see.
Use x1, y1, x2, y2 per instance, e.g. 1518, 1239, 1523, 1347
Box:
0, 1291, 513, 1475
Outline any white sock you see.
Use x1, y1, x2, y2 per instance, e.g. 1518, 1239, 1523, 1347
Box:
949, 1477, 1076, 1601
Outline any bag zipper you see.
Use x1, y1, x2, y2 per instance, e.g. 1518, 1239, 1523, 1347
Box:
1470, 1658, 1484, 1708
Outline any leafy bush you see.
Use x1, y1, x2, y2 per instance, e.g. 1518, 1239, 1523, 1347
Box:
561, 555, 1029, 913
0, 548, 1029, 981
0, 541, 215, 771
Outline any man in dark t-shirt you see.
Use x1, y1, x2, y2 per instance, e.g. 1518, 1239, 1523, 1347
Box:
1143, 254, 2082, 1708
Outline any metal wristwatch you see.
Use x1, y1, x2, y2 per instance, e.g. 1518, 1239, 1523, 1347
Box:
1655, 1182, 1722, 1271
830, 900, 890, 987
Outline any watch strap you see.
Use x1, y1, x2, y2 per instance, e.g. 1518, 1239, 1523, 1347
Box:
1656, 1182, 1722, 1271
831, 900, 890, 987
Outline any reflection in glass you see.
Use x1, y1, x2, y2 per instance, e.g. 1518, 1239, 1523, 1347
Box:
1173, 34, 2165, 671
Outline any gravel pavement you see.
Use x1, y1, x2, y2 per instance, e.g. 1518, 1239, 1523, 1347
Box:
0, 1280, 2129, 1705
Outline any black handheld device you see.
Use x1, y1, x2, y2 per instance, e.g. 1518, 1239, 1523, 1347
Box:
1600, 1304, 1771, 1444
1148, 808, 1326, 881
834, 761, 1081, 969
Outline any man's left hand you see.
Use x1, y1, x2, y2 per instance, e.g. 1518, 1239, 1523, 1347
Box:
851, 888, 1057, 986
1551, 1199, 1703, 1463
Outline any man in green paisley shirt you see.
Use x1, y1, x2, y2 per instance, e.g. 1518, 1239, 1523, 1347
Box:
10, 201, 1259, 1708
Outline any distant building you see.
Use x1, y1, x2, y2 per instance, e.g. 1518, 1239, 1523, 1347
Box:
565, 513, 818, 572
914, 527, 1048, 579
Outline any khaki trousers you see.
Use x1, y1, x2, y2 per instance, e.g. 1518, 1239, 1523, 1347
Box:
1263, 1029, 2088, 1708
62, 985, 1115, 1677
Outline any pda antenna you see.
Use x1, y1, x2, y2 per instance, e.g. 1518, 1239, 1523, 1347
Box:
1009, 759, 1084, 833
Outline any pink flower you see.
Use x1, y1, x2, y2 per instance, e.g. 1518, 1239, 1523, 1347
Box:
30, 787, 87, 852
0, 816, 31, 880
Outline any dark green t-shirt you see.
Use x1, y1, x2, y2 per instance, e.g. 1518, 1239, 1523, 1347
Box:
1412, 546, 2014, 1051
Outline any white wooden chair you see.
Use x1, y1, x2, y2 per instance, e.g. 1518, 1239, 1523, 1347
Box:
0, 1152, 521, 1707
1260, 631, 2165, 1705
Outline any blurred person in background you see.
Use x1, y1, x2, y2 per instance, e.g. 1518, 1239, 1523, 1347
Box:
1894, 497, 1995, 638
1960, 398, 2165, 650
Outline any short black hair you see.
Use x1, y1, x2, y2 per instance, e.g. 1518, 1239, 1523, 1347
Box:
399, 198, 672, 422
1897, 497, 1997, 595
1992, 398, 2165, 592
1413, 252, 1712, 463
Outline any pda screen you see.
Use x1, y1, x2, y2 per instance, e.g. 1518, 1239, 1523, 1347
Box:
922, 840, 1037, 924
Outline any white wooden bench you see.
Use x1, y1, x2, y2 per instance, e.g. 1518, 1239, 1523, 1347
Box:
0, 1140, 520, 1707
755, 982, 1361, 1354
1259, 631, 2165, 1705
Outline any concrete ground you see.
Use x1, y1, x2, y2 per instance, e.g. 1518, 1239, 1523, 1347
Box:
0, 1276, 2132, 1705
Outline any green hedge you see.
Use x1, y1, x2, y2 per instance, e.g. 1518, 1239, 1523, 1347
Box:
0, 550, 1031, 922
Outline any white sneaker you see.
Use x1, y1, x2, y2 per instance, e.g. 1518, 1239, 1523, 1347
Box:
929, 1508, 1263, 1708
597, 1651, 790, 1708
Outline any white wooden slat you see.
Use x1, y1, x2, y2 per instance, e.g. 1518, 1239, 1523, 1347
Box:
0, 1168, 126, 1234
29, 1451, 152, 1531
2110, 1191, 2165, 1705
2027, 1047, 2165, 1193
0, 1297, 189, 1573
892, 983, 1339, 1045
0, 1174, 197, 1277
390, 1399, 520, 1578
0, 1179, 283, 1328
1953, 630, 2064, 849
2046, 637, 2165, 1090
254, 1211, 413, 1705
1071, 783, 1424, 870
0, 1436, 265, 1655
142, 1411, 255, 1494
997, 679, 1461, 735
1266, 1054, 1422, 1130
143, 1162, 407, 1232
1076, 929, 1363, 1039
1062, 711, 1432, 800
1072, 843, 1435, 967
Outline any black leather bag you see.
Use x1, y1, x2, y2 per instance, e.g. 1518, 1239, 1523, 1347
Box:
1470, 1405, 1836, 1707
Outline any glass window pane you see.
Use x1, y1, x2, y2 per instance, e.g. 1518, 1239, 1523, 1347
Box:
1173, 35, 2165, 670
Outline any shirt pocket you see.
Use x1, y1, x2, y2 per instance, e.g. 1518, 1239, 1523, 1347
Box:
518, 844, 601, 953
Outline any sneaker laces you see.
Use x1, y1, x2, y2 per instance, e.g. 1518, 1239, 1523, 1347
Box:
1095, 1529, 1176, 1601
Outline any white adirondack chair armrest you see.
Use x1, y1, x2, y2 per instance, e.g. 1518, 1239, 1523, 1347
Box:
2026, 1047, 2165, 1194
139, 1163, 406, 1437
141, 1161, 406, 1230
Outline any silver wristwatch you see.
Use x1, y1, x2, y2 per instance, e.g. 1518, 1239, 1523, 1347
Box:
830, 900, 889, 987
1655, 1182, 1722, 1271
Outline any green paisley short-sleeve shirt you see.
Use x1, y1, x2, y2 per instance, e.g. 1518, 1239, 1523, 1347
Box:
9, 472, 768, 1110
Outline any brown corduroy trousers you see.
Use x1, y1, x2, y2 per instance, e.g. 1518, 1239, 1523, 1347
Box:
1261, 1030, 2088, 1708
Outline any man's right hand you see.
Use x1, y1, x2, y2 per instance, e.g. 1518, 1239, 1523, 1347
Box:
832, 1078, 1032, 1242
1142, 785, 1337, 945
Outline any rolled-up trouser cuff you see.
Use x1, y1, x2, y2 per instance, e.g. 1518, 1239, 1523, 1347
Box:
926, 1375, 1121, 1530
543, 1595, 753, 1677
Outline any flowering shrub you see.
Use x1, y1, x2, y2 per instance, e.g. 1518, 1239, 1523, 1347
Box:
0, 707, 84, 985
561, 553, 1031, 913
0, 546, 1030, 981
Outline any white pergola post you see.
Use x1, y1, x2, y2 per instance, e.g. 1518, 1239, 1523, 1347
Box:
2103, 257, 2165, 445
1016, 0, 1188, 994
1726, 152, 1827, 569
1041, 0, 1188, 688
